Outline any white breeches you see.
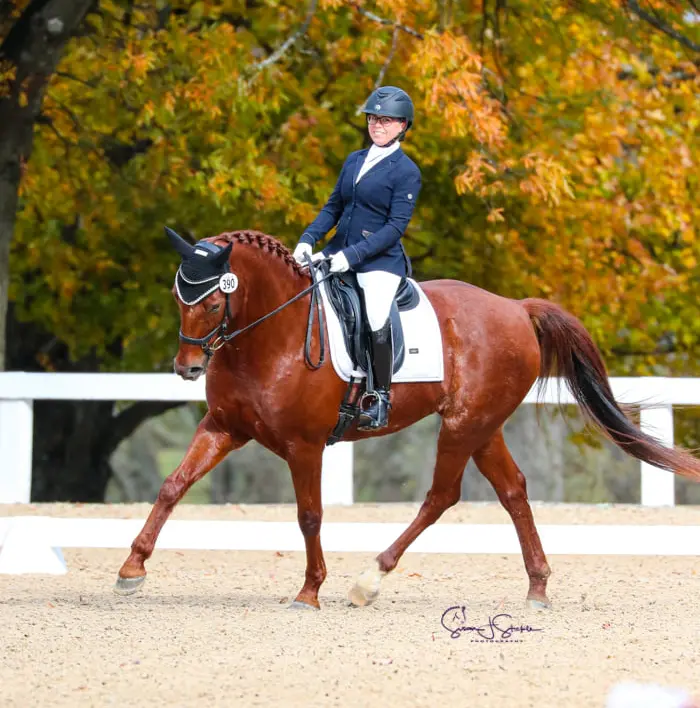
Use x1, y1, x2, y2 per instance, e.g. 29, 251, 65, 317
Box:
357, 271, 402, 331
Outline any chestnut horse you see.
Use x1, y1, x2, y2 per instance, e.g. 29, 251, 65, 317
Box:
115, 229, 700, 610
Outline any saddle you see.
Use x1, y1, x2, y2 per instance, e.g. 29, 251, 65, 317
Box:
324, 271, 420, 375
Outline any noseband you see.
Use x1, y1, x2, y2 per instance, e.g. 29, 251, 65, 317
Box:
178, 257, 332, 368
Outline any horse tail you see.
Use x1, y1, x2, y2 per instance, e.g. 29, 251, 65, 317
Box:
521, 298, 700, 481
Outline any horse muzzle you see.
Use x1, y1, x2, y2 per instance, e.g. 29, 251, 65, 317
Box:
173, 355, 209, 381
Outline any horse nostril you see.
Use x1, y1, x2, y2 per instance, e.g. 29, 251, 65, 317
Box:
187, 366, 205, 377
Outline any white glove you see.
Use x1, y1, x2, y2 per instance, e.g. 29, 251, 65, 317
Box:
310, 252, 327, 263
293, 243, 312, 264
329, 251, 350, 273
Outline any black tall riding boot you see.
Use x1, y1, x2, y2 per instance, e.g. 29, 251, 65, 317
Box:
358, 320, 393, 431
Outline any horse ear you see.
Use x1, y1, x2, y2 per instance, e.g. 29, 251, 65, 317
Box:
211, 241, 233, 267
164, 226, 195, 259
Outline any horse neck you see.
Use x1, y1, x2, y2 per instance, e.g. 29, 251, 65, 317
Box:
229, 246, 310, 350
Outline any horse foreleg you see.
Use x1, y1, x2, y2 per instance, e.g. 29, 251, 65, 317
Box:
287, 446, 326, 610
348, 418, 473, 607
473, 429, 552, 609
114, 413, 248, 595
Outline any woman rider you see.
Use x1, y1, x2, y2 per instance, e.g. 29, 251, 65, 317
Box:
293, 86, 421, 430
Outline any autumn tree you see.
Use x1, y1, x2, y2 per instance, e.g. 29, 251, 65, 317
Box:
3, 0, 699, 499
1, 0, 94, 371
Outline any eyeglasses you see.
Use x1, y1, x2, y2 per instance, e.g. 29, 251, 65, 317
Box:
367, 115, 398, 127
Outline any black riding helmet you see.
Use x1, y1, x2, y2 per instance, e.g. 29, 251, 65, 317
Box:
360, 86, 414, 141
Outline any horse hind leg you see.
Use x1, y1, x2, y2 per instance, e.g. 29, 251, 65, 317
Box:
472, 429, 552, 609
348, 416, 475, 607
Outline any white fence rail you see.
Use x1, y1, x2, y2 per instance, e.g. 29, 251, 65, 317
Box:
1, 373, 699, 507
2, 515, 700, 575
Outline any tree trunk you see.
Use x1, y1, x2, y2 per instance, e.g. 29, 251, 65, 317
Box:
0, 0, 94, 370
0, 104, 22, 371
32, 398, 117, 501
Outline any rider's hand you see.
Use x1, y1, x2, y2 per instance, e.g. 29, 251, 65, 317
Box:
293, 242, 312, 264
329, 251, 350, 274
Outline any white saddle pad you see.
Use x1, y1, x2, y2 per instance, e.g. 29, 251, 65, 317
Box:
315, 275, 444, 383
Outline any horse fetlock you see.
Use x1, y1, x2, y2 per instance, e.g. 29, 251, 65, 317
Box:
124, 543, 153, 567
376, 550, 399, 574
529, 565, 552, 581
303, 569, 327, 594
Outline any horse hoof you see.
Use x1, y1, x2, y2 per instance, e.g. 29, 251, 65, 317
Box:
348, 567, 385, 607
526, 597, 552, 610
288, 600, 320, 611
113, 575, 146, 596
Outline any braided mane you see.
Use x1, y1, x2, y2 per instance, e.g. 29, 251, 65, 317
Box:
211, 230, 307, 277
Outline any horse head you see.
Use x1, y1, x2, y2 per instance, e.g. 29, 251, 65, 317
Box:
166, 226, 236, 380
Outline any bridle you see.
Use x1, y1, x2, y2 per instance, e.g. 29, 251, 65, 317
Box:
177, 262, 237, 355
178, 256, 332, 368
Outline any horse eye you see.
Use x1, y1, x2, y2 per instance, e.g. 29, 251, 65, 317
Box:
208, 303, 221, 313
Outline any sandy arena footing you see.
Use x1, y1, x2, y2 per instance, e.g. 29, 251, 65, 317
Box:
1, 502, 699, 707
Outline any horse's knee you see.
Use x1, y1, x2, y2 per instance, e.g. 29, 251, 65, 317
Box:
298, 509, 322, 537
157, 476, 184, 507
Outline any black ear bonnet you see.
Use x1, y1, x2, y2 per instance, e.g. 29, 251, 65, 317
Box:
165, 227, 233, 305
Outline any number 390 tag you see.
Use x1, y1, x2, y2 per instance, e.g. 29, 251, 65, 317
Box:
219, 273, 239, 293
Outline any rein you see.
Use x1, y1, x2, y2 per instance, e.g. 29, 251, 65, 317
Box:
179, 256, 331, 367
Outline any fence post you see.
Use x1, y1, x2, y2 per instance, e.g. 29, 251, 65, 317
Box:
639, 404, 675, 506
0, 399, 34, 503
321, 441, 354, 505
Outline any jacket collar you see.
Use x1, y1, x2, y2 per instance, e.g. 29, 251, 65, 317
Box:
352, 146, 402, 183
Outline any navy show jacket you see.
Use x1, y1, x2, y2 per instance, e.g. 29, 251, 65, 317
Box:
299, 147, 421, 277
